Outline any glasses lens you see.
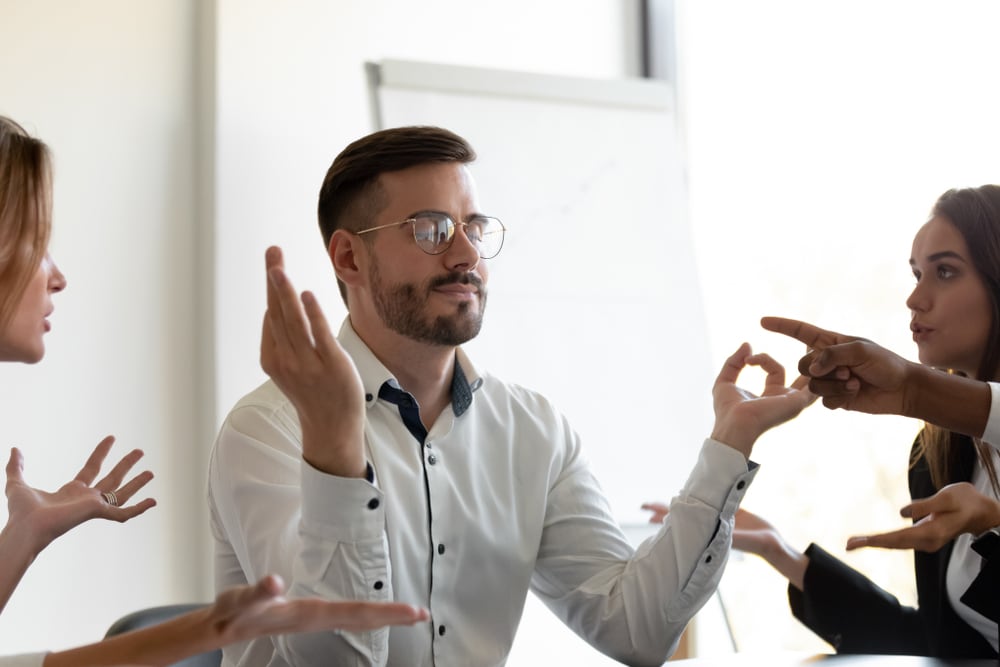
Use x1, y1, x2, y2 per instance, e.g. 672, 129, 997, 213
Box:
411, 214, 505, 258
412, 214, 455, 254
472, 217, 505, 259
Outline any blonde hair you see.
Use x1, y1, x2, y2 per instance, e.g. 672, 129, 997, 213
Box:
0, 116, 51, 328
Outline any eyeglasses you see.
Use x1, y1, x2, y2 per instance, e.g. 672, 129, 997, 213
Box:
355, 211, 506, 259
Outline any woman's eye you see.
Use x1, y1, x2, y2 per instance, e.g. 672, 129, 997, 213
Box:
937, 265, 955, 279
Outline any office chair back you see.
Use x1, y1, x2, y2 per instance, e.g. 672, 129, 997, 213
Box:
104, 603, 221, 667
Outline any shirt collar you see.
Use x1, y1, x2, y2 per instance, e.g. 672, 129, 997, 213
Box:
338, 317, 483, 416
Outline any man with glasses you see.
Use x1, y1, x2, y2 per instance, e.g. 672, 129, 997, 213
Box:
208, 126, 814, 666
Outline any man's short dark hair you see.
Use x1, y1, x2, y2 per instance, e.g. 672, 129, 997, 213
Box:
317, 126, 476, 305
318, 125, 476, 244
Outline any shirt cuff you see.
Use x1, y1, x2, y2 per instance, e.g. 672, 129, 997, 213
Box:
984, 382, 1000, 450
680, 438, 756, 511
300, 459, 384, 542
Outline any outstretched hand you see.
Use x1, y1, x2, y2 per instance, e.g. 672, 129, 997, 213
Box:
846, 482, 1000, 552
5, 437, 155, 554
207, 574, 429, 642
260, 246, 367, 478
710, 342, 816, 458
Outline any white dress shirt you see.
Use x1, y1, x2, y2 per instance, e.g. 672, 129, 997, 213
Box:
209, 318, 755, 667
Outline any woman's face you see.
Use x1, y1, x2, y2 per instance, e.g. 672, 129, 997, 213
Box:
0, 252, 66, 363
907, 216, 993, 376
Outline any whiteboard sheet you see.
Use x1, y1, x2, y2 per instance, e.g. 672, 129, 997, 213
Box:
370, 59, 713, 522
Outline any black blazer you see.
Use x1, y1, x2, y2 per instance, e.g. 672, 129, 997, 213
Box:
786, 434, 999, 658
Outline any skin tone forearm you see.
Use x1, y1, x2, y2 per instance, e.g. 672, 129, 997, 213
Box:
43, 607, 220, 667
260, 247, 367, 478
903, 364, 990, 439
0, 520, 36, 613
42, 575, 428, 667
748, 524, 809, 591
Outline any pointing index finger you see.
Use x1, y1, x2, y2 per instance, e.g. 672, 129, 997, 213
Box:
760, 316, 850, 350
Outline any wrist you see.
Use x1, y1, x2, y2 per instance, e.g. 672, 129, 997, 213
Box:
301, 424, 367, 478
906, 364, 990, 437
976, 498, 1000, 536
709, 425, 752, 459
1, 517, 45, 561
766, 543, 808, 591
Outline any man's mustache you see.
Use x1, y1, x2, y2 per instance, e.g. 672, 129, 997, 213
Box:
428, 272, 484, 292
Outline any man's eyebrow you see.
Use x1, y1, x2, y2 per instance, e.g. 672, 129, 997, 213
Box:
407, 209, 447, 218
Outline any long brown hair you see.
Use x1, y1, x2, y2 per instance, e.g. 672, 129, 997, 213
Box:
911, 185, 1000, 494
0, 116, 52, 328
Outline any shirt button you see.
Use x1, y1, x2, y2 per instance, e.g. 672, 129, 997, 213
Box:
365, 393, 373, 402
438, 543, 446, 555
367, 498, 380, 510
426, 440, 433, 449
438, 625, 446, 636
736, 480, 746, 490
428, 454, 438, 465
705, 554, 713, 564
374, 580, 384, 590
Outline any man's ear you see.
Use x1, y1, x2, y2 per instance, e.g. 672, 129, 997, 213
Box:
330, 229, 365, 289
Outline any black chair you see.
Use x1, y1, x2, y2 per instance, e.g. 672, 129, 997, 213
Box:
104, 603, 221, 667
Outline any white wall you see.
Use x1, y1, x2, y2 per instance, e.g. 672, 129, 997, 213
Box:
0, 0, 638, 655
0, 0, 203, 653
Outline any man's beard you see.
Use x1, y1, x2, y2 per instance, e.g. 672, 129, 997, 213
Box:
369, 260, 486, 346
